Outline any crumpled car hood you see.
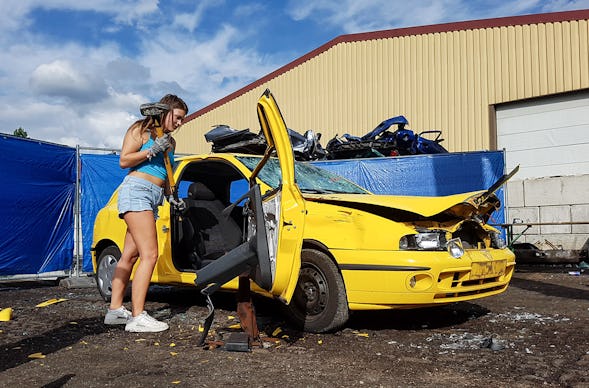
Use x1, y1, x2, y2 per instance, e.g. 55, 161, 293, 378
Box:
303, 190, 500, 220
303, 166, 518, 221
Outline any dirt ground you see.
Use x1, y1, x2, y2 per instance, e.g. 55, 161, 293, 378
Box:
1, 265, 588, 388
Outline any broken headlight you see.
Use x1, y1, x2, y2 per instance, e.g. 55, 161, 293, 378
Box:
490, 232, 507, 249
399, 232, 447, 251
447, 238, 464, 258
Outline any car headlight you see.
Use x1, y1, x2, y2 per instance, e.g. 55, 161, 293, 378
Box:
399, 232, 447, 250
490, 232, 507, 249
447, 238, 464, 258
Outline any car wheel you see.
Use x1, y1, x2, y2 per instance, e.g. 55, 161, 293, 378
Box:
96, 246, 121, 302
286, 248, 349, 333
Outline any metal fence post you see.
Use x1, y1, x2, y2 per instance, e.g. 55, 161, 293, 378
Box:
74, 144, 81, 277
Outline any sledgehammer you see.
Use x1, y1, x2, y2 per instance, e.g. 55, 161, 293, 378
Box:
139, 102, 177, 197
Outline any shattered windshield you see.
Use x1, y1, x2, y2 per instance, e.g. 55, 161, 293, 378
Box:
237, 156, 369, 194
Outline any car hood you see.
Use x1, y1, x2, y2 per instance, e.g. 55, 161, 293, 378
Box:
303, 190, 500, 220
303, 166, 518, 221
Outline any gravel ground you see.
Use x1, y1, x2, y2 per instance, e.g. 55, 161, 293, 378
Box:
0, 265, 588, 387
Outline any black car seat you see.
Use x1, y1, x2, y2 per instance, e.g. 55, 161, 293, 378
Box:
177, 210, 205, 270
183, 182, 243, 268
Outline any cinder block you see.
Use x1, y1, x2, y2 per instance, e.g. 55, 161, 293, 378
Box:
524, 177, 562, 206
506, 181, 524, 207
571, 204, 589, 233
59, 276, 95, 289
561, 175, 589, 205
524, 175, 589, 206
540, 206, 571, 234
508, 207, 540, 234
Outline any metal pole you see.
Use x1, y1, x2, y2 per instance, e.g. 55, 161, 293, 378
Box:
74, 145, 81, 277
502, 148, 509, 223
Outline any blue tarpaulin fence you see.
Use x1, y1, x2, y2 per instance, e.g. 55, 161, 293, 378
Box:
0, 135, 505, 277
312, 151, 504, 197
0, 136, 76, 276
80, 153, 127, 273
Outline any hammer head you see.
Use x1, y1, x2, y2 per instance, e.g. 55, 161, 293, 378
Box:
140, 102, 170, 117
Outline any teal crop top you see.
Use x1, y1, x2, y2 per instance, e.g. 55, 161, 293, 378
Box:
130, 137, 175, 180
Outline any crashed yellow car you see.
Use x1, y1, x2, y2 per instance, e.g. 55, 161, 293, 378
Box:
92, 89, 515, 333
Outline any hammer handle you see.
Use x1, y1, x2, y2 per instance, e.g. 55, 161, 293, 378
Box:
155, 122, 176, 197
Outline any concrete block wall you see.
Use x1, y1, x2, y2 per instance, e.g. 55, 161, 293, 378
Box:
506, 175, 589, 250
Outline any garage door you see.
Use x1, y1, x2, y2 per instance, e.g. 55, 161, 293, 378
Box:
496, 90, 589, 180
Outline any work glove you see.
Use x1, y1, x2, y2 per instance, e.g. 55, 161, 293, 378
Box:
167, 195, 186, 212
147, 134, 171, 160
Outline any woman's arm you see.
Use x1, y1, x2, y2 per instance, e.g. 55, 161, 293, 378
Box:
119, 123, 151, 169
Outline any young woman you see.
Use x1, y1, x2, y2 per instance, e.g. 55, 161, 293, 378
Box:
104, 94, 188, 332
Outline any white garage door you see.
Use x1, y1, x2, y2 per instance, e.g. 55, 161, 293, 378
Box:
496, 90, 589, 180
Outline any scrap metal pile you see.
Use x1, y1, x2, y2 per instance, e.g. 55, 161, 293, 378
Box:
204, 115, 448, 161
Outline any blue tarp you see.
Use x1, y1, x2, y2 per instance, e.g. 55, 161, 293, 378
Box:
312, 151, 504, 196
80, 154, 127, 272
0, 136, 76, 275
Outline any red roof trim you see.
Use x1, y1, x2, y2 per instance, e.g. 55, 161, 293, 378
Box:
185, 9, 589, 122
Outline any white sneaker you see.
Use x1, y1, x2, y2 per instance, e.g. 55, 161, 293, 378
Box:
104, 306, 132, 325
125, 311, 169, 333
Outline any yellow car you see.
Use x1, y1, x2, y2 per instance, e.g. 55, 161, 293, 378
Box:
92, 89, 515, 333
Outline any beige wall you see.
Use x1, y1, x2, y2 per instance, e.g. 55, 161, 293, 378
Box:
176, 14, 589, 156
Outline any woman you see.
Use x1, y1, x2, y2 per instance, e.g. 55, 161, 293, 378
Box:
104, 94, 188, 332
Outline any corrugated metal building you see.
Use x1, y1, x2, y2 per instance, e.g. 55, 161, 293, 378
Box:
178, 10, 589, 251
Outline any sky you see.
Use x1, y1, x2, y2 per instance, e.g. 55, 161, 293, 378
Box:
1, 0, 588, 149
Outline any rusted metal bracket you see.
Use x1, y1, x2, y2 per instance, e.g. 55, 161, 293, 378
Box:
198, 276, 262, 351
236, 276, 261, 347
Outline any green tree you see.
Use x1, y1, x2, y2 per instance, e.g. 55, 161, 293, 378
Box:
13, 127, 28, 138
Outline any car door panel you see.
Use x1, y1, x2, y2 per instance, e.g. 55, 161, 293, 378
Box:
256, 90, 305, 303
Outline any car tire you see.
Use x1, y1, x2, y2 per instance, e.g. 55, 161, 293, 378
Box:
285, 248, 349, 333
96, 245, 121, 302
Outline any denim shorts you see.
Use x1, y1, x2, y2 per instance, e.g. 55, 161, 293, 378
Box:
117, 175, 164, 220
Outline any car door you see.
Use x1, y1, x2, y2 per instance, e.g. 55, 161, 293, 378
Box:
254, 89, 306, 304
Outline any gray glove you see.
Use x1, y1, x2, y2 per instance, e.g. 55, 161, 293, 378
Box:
167, 195, 186, 212
147, 134, 170, 160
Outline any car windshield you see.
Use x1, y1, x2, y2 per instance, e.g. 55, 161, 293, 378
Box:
236, 156, 369, 194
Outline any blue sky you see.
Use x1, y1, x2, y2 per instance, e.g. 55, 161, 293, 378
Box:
1, 0, 588, 148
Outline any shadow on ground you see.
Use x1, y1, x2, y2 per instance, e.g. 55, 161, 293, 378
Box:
510, 276, 589, 300
346, 302, 490, 331
0, 317, 109, 373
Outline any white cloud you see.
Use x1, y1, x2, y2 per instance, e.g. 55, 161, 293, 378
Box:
0, 1, 274, 148
539, 0, 589, 12
30, 60, 108, 102
138, 23, 275, 106
1, 0, 586, 149
286, 0, 589, 33
173, 0, 221, 32
286, 0, 465, 32
105, 58, 151, 86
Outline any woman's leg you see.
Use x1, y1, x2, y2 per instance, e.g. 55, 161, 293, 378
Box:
109, 230, 139, 310
122, 210, 160, 317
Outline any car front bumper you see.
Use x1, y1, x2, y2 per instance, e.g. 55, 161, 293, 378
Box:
334, 248, 516, 310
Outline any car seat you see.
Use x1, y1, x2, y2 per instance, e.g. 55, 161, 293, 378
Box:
183, 182, 243, 268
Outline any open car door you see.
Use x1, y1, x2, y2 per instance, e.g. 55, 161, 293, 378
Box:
194, 89, 305, 305
254, 89, 306, 303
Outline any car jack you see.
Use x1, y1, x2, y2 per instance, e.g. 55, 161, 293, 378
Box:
198, 276, 261, 351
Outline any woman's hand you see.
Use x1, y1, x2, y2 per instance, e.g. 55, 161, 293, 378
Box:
167, 195, 186, 212
147, 134, 171, 160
